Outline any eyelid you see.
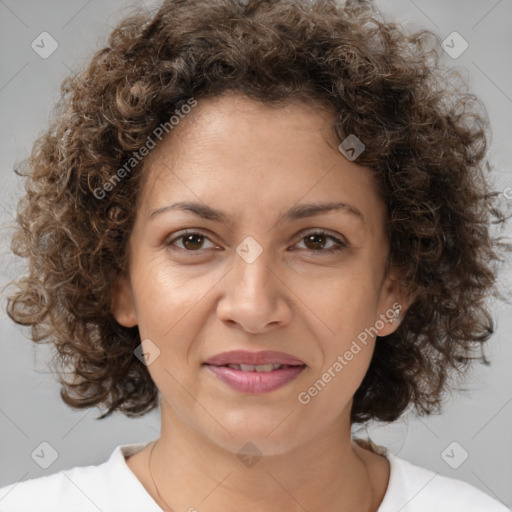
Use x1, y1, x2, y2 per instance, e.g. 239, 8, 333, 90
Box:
165, 228, 219, 249
299, 228, 347, 245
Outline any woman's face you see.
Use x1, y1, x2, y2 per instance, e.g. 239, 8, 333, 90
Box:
113, 92, 408, 455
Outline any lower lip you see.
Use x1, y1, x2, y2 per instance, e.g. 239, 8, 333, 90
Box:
204, 364, 306, 393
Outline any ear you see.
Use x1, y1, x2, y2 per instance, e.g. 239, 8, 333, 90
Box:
376, 264, 416, 337
111, 275, 137, 328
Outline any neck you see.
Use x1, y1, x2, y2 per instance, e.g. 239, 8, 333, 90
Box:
146, 403, 380, 512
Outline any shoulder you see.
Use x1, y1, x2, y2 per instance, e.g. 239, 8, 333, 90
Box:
0, 462, 108, 512
0, 442, 157, 512
0, 465, 94, 511
380, 451, 509, 512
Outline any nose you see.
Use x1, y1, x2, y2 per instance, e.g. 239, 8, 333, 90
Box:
216, 245, 293, 335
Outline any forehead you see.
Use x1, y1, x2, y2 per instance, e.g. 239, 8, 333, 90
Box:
137, 92, 385, 229
144, 92, 340, 171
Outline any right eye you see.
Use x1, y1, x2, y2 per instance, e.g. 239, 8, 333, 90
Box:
165, 230, 217, 252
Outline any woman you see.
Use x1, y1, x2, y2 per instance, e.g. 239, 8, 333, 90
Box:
1, 0, 510, 510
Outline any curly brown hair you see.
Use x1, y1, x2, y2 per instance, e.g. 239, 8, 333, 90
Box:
5, 0, 511, 423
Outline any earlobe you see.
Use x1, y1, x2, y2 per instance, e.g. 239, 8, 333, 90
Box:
378, 302, 404, 337
111, 275, 138, 328
376, 267, 416, 337
377, 295, 411, 337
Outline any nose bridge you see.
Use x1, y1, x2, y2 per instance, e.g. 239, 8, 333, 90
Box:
217, 237, 291, 332
232, 238, 275, 302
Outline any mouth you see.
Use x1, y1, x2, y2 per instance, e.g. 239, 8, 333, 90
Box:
202, 350, 307, 393
203, 349, 306, 368
213, 363, 303, 372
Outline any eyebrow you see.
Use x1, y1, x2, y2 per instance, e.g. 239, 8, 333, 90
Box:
149, 200, 366, 226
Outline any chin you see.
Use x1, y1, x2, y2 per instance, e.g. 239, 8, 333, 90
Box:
201, 414, 311, 458
213, 432, 300, 459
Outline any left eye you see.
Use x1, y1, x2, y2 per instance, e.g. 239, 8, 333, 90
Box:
295, 231, 347, 254
166, 230, 346, 254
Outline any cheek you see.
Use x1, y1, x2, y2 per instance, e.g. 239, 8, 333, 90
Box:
299, 264, 381, 343
307, 259, 383, 408
298, 323, 376, 419
129, 255, 225, 373
131, 252, 209, 330
295, 342, 375, 430
126, 266, 187, 376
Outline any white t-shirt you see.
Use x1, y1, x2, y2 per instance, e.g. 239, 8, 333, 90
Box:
0, 440, 508, 511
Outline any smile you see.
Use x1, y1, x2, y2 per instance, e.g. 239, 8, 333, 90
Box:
203, 363, 306, 393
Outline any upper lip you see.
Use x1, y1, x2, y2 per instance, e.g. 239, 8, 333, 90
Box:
203, 350, 305, 366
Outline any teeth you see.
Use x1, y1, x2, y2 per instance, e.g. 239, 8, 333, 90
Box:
254, 363, 282, 372
227, 363, 283, 372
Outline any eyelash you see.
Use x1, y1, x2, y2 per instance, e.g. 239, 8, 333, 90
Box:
165, 229, 347, 255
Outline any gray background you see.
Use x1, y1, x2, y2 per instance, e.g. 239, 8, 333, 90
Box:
0, 0, 511, 508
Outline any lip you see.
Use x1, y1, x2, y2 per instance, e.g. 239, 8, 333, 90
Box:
203, 350, 305, 366
202, 350, 306, 394
204, 364, 306, 393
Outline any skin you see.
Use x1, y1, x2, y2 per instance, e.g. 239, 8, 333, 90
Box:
112, 91, 414, 511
